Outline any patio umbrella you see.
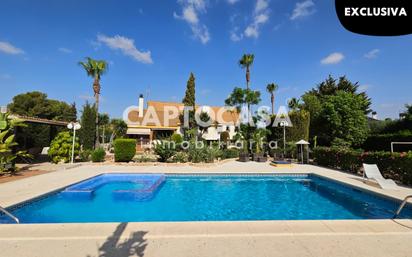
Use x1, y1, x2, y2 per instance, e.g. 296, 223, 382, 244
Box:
295, 140, 310, 164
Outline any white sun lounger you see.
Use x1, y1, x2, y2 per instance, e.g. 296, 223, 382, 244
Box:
362, 163, 399, 190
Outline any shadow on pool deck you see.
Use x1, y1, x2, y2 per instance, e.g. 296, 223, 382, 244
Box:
87, 223, 148, 257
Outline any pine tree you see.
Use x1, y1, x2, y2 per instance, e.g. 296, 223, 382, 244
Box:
79, 102, 97, 150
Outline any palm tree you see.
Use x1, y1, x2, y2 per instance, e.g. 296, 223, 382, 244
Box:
266, 83, 278, 115
239, 54, 254, 89
79, 57, 108, 148
239, 54, 255, 121
288, 97, 301, 111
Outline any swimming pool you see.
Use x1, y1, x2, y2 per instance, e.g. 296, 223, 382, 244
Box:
1, 174, 411, 223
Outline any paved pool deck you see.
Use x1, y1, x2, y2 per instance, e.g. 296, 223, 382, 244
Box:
0, 161, 411, 257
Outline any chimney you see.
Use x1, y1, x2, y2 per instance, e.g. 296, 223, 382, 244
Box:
138, 94, 144, 118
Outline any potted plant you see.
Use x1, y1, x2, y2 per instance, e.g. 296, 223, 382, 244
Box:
252, 129, 268, 162
233, 130, 250, 162
239, 151, 250, 162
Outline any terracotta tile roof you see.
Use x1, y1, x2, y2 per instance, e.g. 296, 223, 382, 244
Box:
128, 110, 181, 127
127, 101, 239, 128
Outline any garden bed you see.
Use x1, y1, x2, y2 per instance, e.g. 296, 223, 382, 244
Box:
0, 169, 52, 184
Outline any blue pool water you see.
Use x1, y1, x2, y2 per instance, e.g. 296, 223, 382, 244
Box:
1, 174, 411, 223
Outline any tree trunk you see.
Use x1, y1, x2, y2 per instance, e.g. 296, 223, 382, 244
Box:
271, 94, 275, 115
102, 126, 105, 145
246, 66, 250, 123
94, 78, 100, 149
246, 67, 250, 89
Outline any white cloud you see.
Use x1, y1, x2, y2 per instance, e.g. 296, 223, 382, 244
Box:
176, 5, 199, 24
174, 0, 210, 44
227, 0, 239, 4
358, 84, 371, 92
244, 26, 258, 38
97, 34, 153, 64
184, 0, 206, 10
255, 0, 269, 13
321, 52, 345, 65
380, 103, 398, 108
0, 41, 24, 55
290, 0, 316, 20
191, 25, 210, 44
273, 23, 282, 31
58, 47, 72, 53
230, 28, 243, 42
243, 0, 270, 39
200, 89, 211, 95
364, 49, 380, 59
0, 74, 11, 79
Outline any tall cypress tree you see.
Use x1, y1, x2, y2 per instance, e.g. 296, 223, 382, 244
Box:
79, 102, 96, 150
181, 73, 196, 136
182, 73, 196, 109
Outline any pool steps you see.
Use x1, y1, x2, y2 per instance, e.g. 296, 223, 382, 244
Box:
61, 174, 166, 201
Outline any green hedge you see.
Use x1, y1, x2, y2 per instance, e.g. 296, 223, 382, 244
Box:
114, 139, 136, 162
221, 148, 239, 159
362, 132, 412, 151
313, 147, 412, 186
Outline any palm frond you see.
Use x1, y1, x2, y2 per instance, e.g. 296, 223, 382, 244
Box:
239, 54, 255, 68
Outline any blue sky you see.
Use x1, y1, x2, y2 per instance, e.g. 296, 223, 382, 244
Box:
0, 0, 411, 119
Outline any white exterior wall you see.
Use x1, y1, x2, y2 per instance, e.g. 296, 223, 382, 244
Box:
200, 125, 237, 141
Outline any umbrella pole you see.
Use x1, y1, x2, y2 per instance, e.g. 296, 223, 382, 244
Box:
301, 145, 303, 164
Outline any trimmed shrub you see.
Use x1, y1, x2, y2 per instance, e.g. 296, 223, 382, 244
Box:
221, 148, 239, 159
91, 148, 106, 162
154, 141, 177, 162
48, 131, 79, 164
313, 147, 362, 173
114, 138, 136, 162
313, 147, 412, 185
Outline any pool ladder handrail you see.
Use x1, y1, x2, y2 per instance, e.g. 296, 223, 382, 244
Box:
0, 205, 19, 224
393, 195, 412, 219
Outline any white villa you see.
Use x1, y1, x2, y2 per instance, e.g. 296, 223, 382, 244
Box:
125, 95, 239, 151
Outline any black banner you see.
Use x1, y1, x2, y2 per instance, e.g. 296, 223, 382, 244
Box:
335, 0, 412, 36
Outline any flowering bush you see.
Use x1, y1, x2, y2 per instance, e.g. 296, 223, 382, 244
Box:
48, 131, 79, 163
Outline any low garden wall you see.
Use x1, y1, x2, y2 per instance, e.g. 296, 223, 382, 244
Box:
313, 147, 412, 186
